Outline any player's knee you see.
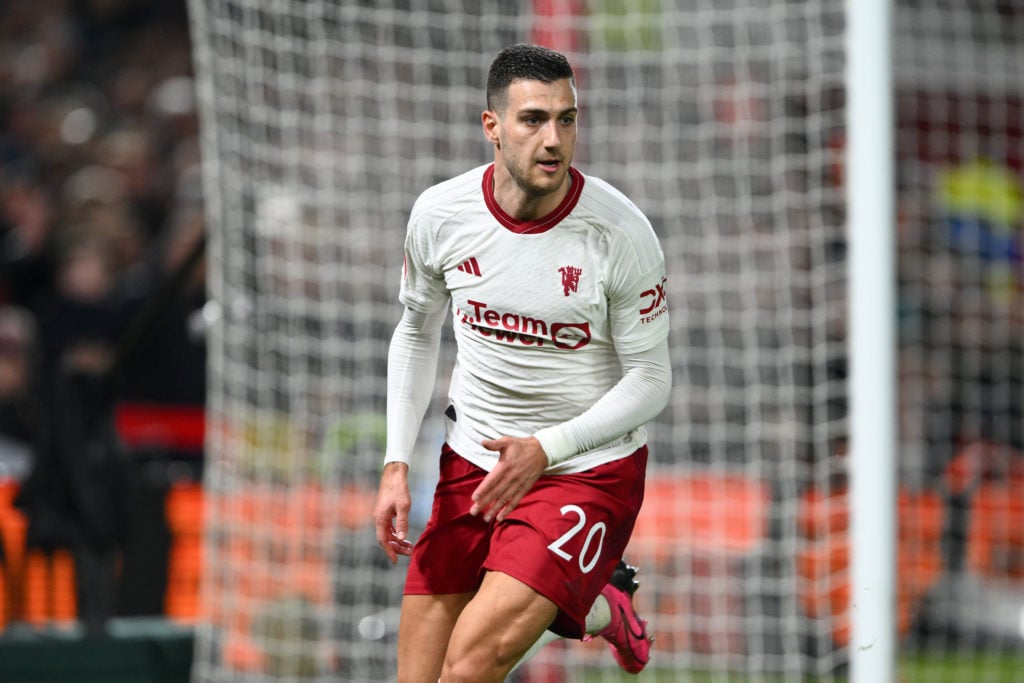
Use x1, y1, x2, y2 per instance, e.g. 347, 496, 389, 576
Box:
442, 645, 518, 683
397, 667, 441, 683
442, 662, 504, 683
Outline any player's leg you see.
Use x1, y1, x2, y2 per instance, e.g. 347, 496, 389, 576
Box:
442, 570, 558, 682
509, 581, 612, 672
397, 446, 494, 682
510, 560, 652, 675
395, 592, 474, 683
509, 629, 562, 674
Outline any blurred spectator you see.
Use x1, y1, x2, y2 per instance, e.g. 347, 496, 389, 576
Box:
0, 0, 203, 629
0, 0, 202, 395
118, 204, 207, 408
35, 230, 121, 381
15, 350, 130, 636
0, 305, 41, 481
0, 179, 57, 310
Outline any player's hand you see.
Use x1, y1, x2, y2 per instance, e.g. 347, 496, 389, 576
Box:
472, 435, 548, 523
373, 462, 415, 563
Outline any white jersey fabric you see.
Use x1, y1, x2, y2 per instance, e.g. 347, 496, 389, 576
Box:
394, 163, 669, 474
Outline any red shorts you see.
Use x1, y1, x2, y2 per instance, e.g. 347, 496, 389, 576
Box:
404, 443, 648, 638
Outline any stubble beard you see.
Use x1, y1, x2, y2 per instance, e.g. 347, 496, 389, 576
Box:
503, 152, 567, 201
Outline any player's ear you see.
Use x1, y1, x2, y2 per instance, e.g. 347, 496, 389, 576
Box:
482, 109, 500, 147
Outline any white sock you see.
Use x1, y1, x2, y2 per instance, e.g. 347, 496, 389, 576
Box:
584, 594, 612, 635
510, 629, 562, 672
510, 594, 613, 673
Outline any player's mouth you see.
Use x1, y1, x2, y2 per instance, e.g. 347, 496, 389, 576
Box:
537, 159, 561, 172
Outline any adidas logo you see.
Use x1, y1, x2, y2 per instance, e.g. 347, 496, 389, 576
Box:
457, 257, 482, 276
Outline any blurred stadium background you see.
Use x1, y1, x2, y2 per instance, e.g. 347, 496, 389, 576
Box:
0, 1, 1022, 682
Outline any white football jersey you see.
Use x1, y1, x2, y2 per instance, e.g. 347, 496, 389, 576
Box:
400, 164, 669, 473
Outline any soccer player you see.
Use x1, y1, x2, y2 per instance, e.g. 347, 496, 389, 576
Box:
373, 43, 671, 682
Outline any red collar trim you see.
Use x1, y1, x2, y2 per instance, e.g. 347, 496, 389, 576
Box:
482, 164, 584, 234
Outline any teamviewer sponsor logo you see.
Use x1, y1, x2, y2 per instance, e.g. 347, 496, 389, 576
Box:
457, 299, 592, 350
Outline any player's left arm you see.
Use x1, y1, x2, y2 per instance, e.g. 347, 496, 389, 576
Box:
470, 341, 671, 522
535, 220, 672, 464
533, 338, 671, 463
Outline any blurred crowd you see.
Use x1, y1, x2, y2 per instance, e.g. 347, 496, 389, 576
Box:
0, 0, 205, 483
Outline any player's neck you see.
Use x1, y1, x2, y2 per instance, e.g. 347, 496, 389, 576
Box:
490, 167, 571, 223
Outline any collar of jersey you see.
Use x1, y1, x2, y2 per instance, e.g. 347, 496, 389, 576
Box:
482, 164, 584, 234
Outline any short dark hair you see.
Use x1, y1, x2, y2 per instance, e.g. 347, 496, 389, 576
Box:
486, 44, 575, 112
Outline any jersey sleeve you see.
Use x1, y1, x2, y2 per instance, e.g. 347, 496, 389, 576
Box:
398, 209, 450, 314
384, 307, 446, 466
607, 219, 670, 355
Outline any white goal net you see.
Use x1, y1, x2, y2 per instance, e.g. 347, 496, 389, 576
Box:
185, 1, 1024, 681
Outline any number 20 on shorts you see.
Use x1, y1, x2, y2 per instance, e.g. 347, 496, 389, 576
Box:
547, 504, 607, 573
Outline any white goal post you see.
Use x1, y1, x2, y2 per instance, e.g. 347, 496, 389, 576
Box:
185, 2, 1024, 681
846, 1, 896, 682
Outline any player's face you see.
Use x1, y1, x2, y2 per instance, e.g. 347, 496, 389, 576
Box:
486, 78, 578, 201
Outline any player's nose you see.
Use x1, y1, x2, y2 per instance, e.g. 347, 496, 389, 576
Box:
542, 120, 561, 147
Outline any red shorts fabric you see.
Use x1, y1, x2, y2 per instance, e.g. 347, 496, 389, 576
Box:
404, 443, 648, 638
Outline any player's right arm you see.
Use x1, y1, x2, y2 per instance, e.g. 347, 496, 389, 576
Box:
373, 462, 414, 563
373, 305, 446, 562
